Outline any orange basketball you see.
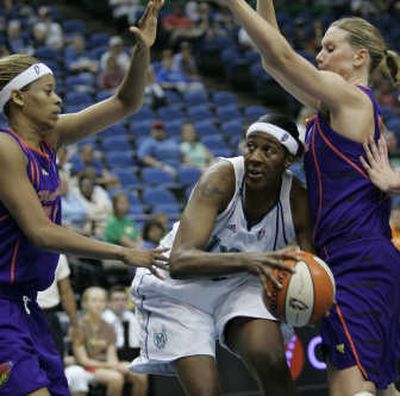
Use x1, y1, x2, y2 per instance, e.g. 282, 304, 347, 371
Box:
262, 251, 336, 327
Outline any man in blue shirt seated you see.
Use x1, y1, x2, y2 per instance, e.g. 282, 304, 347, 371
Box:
137, 119, 181, 176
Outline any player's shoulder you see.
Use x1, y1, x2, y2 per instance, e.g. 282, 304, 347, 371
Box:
194, 158, 236, 205
202, 157, 235, 181
0, 132, 27, 163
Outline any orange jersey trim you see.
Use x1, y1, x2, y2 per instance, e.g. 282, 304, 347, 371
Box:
316, 121, 368, 179
10, 239, 20, 283
335, 304, 369, 380
311, 122, 323, 244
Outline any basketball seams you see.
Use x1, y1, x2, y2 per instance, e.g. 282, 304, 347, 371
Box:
263, 251, 335, 327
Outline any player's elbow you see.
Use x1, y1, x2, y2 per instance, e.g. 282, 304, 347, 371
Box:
26, 224, 55, 250
169, 250, 190, 279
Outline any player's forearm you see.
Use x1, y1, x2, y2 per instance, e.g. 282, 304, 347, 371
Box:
115, 43, 150, 112
257, 0, 279, 29
31, 223, 126, 261
59, 280, 79, 325
169, 249, 251, 279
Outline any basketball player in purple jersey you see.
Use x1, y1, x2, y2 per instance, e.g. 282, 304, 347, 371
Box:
224, 0, 400, 395
0, 1, 166, 395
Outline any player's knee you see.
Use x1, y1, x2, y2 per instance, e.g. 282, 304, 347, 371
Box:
247, 348, 288, 377
106, 370, 124, 387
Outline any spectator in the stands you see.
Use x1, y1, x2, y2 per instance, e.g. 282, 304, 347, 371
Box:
65, 34, 98, 74
31, 22, 47, 48
138, 219, 165, 249
143, 65, 167, 110
161, 3, 201, 47
6, 19, 32, 54
76, 171, 113, 238
73, 287, 148, 396
72, 144, 119, 189
109, 0, 144, 25
100, 35, 130, 72
60, 173, 91, 235
375, 78, 398, 111
102, 285, 142, 361
153, 212, 169, 236
98, 55, 125, 92
180, 122, 214, 171
34, 6, 64, 50
172, 41, 201, 80
103, 192, 142, 248
137, 119, 181, 175
156, 48, 203, 92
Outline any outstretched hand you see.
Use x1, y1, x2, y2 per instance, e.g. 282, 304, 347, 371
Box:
122, 246, 169, 279
129, 0, 164, 48
360, 136, 399, 193
247, 247, 298, 289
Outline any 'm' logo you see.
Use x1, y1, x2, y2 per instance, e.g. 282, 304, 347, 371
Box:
0, 361, 13, 386
153, 327, 168, 350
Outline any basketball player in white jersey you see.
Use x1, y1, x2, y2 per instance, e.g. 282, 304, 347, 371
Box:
130, 113, 314, 396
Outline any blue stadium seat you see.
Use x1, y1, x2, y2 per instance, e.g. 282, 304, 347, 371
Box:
212, 91, 237, 106
101, 136, 131, 151
129, 120, 153, 138
221, 119, 244, 138
193, 121, 220, 138
183, 90, 209, 105
177, 166, 202, 186
215, 104, 242, 122
187, 105, 213, 121
99, 125, 127, 139
157, 106, 185, 121
142, 187, 178, 207
141, 167, 176, 187
129, 107, 155, 122
64, 92, 93, 106
201, 135, 229, 152
104, 151, 135, 168
89, 32, 110, 47
164, 119, 185, 138
62, 19, 86, 35
244, 105, 269, 122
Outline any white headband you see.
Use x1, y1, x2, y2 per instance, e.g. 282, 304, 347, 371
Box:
246, 122, 299, 155
0, 63, 53, 112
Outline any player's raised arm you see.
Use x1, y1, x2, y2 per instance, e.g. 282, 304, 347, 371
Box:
256, 0, 320, 109
225, 0, 366, 113
0, 134, 167, 273
54, 0, 164, 147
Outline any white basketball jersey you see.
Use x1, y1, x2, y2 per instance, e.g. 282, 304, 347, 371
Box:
161, 156, 296, 254
133, 157, 296, 313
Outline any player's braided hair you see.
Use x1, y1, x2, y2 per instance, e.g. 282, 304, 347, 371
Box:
0, 54, 40, 116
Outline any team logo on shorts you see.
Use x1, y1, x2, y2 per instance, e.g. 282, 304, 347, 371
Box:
153, 327, 168, 350
0, 361, 13, 386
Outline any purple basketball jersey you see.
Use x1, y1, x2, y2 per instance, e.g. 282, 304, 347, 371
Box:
303, 86, 400, 388
0, 129, 60, 292
304, 85, 391, 251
